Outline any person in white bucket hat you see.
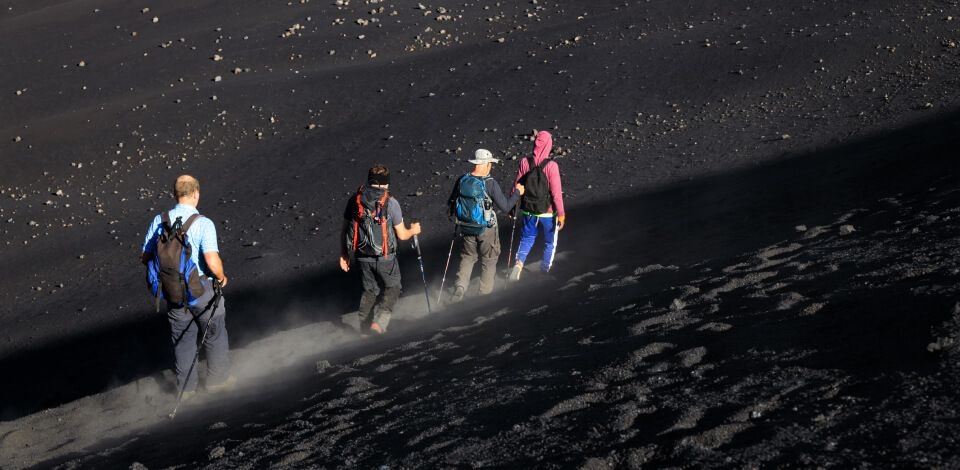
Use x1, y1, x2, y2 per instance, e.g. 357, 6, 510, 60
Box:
446, 149, 524, 301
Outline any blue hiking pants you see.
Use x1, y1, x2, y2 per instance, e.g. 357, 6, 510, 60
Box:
514, 213, 558, 272
167, 279, 230, 393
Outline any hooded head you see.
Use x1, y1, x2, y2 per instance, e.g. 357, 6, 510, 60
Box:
532, 130, 553, 164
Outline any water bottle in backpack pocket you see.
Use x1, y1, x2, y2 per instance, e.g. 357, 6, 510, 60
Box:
454, 174, 495, 236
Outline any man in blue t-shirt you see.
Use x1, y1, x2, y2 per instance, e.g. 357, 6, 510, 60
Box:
141, 175, 234, 398
340, 164, 422, 334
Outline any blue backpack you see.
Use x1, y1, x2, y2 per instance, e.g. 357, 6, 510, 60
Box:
454, 175, 494, 235
146, 213, 206, 310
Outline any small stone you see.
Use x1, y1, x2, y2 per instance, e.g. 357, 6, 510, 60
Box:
839, 224, 855, 236
794, 224, 807, 232
78, 60, 86, 67
316, 359, 331, 374
208, 446, 226, 460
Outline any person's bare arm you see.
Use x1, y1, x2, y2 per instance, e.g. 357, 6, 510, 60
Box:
339, 219, 351, 272
394, 221, 422, 241
203, 251, 229, 288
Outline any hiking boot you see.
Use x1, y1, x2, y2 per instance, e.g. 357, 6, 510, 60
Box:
509, 264, 523, 281
451, 286, 465, 303
369, 322, 383, 335
206, 375, 237, 393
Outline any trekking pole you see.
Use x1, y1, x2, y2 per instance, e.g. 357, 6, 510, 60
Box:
437, 227, 458, 306
411, 234, 432, 314
504, 199, 520, 290
169, 280, 223, 420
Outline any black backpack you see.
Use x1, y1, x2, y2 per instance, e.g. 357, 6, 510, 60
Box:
520, 156, 555, 214
345, 186, 397, 258
453, 174, 495, 236
145, 213, 206, 310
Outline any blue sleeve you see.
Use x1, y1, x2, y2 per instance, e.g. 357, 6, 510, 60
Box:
142, 214, 162, 253
195, 216, 219, 254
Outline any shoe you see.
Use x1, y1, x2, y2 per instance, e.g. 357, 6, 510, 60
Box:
451, 286, 465, 303
369, 322, 383, 335
509, 264, 523, 281
206, 375, 237, 393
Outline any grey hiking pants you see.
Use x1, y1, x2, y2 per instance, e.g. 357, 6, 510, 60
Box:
167, 279, 230, 393
455, 226, 501, 296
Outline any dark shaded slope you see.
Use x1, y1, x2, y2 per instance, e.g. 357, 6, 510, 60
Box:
30, 102, 960, 470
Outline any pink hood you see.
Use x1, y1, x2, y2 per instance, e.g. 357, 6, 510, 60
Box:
512, 130, 564, 216
532, 130, 553, 165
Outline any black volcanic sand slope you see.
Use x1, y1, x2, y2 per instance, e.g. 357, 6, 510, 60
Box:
4, 0, 960, 423
15, 105, 960, 469
3, 0, 960, 468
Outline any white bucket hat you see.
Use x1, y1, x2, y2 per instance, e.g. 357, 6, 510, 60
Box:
468, 148, 500, 165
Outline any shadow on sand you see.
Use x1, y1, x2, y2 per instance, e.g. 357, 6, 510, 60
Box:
2, 109, 959, 422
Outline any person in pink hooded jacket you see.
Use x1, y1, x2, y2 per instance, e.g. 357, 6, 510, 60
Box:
509, 130, 565, 280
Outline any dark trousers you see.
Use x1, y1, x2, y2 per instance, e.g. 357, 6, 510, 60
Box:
357, 256, 402, 330
167, 280, 230, 393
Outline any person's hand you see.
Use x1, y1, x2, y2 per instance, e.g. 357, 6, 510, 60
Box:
339, 255, 350, 272
516, 183, 525, 196
557, 215, 566, 231
410, 222, 422, 235
217, 276, 229, 289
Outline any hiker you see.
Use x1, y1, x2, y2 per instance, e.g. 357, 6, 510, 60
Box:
340, 164, 422, 334
509, 130, 565, 280
140, 175, 235, 398
447, 149, 524, 301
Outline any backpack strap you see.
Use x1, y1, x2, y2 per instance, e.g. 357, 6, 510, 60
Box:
161, 211, 174, 235
377, 190, 390, 258
351, 186, 364, 253
180, 213, 202, 233
529, 156, 551, 171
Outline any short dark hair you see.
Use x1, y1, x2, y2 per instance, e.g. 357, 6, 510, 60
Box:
368, 164, 390, 186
